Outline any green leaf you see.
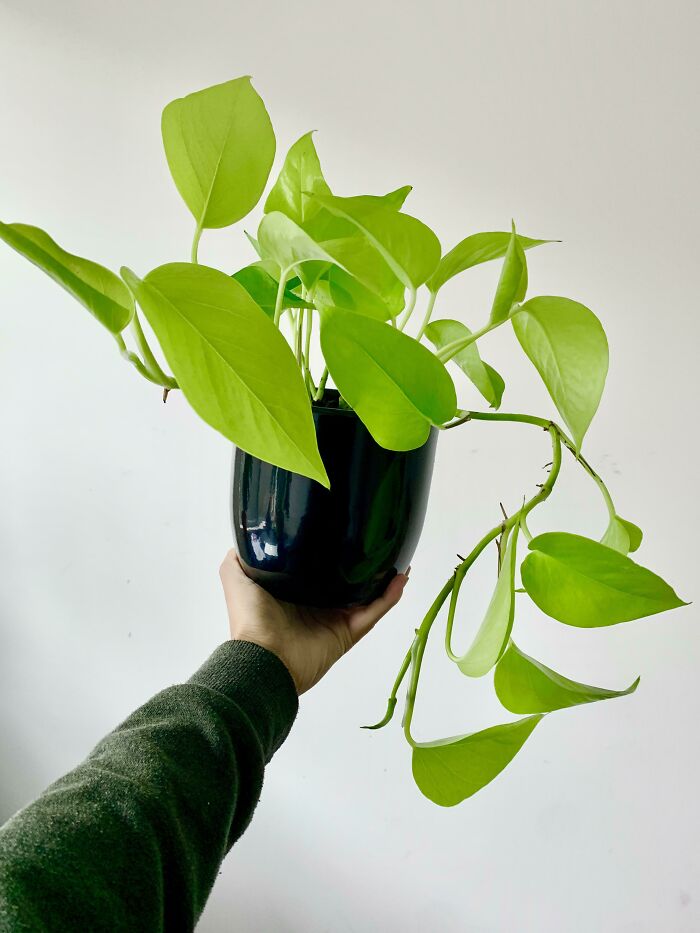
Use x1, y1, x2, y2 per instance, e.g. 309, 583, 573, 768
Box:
455, 524, 519, 676
601, 515, 643, 555
258, 211, 336, 278
264, 132, 331, 226
232, 263, 311, 318
521, 532, 687, 627
162, 76, 275, 229
512, 296, 609, 450
425, 318, 504, 408
0, 221, 133, 333
321, 235, 405, 316
121, 263, 328, 487
305, 185, 412, 243
427, 231, 552, 294
489, 224, 527, 325
319, 309, 456, 449
313, 194, 440, 289
495, 641, 640, 713
412, 715, 542, 807
312, 266, 391, 321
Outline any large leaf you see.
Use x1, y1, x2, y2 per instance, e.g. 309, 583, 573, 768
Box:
412, 715, 542, 806
427, 231, 552, 294
121, 263, 328, 487
512, 296, 608, 450
425, 318, 504, 408
489, 225, 527, 325
232, 264, 311, 318
455, 524, 519, 676
320, 309, 456, 449
305, 185, 412, 244
601, 514, 643, 555
321, 235, 405, 316
162, 77, 275, 229
0, 221, 133, 333
495, 641, 640, 713
312, 266, 391, 321
313, 194, 440, 289
258, 211, 336, 278
521, 532, 686, 627
264, 132, 331, 226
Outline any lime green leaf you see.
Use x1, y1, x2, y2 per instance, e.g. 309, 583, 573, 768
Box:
0, 221, 133, 333
412, 715, 542, 807
305, 185, 412, 243
601, 514, 643, 554
313, 194, 440, 289
232, 264, 311, 318
425, 318, 504, 408
321, 235, 405, 316
162, 77, 275, 229
521, 532, 687, 627
495, 641, 640, 713
427, 231, 552, 294
258, 211, 337, 279
121, 263, 328, 487
512, 296, 608, 450
264, 132, 331, 226
320, 309, 456, 449
455, 525, 519, 676
489, 225, 527, 325
313, 266, 391, 321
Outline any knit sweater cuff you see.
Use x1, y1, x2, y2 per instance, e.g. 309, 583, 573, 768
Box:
188, 640, 299, 761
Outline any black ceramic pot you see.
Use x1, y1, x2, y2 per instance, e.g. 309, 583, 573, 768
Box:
231, 391, 438, 607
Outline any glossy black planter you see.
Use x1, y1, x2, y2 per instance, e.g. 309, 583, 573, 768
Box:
231, 391, 438, 607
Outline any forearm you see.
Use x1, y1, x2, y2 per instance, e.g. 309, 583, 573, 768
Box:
0, 640, 298, 932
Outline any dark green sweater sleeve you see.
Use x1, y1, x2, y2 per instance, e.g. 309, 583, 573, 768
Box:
0, 640, 299, 932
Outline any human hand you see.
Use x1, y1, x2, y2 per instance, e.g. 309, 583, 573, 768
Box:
219, 551, 409, 694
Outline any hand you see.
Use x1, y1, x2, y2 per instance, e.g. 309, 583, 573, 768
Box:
219, 551, 409, 694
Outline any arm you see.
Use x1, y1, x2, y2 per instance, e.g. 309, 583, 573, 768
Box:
0, 553, 407, 932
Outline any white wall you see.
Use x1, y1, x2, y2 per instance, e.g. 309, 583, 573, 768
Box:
1, 2, 698, 930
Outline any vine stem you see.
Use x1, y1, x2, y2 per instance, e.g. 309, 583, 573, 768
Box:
191, 223, 203, 264
273, 271, 289, 327
130, 310, 178, 388
314, 367, 329, 402
415, 291, 437, 341
397, 287, 418, 332
114, 333, 165, 386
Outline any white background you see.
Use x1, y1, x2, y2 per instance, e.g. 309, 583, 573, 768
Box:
1, 2, 698, 930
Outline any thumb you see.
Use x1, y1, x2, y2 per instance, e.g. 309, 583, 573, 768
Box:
347, 572, 409, 645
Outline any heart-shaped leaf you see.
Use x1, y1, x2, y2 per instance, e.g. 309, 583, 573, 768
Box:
512, 296, 609, 450
455, 524, 519, 676
521, 532, 686, 627
0, 221, 133, 334
601, 515, 643, 554
264, 132, 331, 226
320, 309, 456, 449
412, 715, 542, 807
232, 264, 311, 318
121, 263, 328, 487
489, 225, 527, 325
162, 77, 275, 229
425, 318, 505, 408
305, 185, 412, 244
495, 641, 640, 713
427, 231, 552, 294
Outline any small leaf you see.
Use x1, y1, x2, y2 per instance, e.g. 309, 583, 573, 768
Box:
412, 715, 542, 807
122, 263, 328, 487
313, 266, 391, 321
455, 524, 519, 676
258, 211, 336, 277
495, 641, 640, 713
162, 76, 275, 229
320, 309, 456, 449
427, 231, 552, 294
521, 532, 687, 627
601, 515, 643, 554
0, 221, 133, 333
313, 194, 441, 289
425, 318, 505, 408
264, 132, 331, 226
489, 225, 527, 325
321, 235, 405, 316
232, 263, 311, 318
512, 296, 609, 450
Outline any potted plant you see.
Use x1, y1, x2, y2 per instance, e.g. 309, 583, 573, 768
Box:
1, 76, 687, 806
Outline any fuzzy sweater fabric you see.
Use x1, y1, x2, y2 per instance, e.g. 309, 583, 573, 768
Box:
0, 640, 299, 932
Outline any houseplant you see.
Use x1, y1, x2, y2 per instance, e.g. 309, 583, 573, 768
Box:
0, 76, 686, 806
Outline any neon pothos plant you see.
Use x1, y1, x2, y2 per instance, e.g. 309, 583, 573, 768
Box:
1, 77, 687, 806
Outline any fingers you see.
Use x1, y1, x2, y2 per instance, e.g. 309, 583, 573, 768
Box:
347, 572, 409, 645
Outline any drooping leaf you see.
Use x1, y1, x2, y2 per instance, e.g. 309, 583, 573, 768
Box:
427, 231, 552, 294
121, 263, 328, 487
162, 77, 275, 229
425, 318, 505, 408
601, 515, 643, 555
412, 715, 542, 807
521, 532, 686, 627
495, 641, 640, 713
455, 524, 519, 676
264, 132, 331, 226
489, 225, 527, 325
512, 296, 609, 450
0, 221, 133, 333
232, 264, 311, 318
313, 194, 440, 289
258, 211, 336, 279
319, 309, 456, 449
312, 266, 391, 321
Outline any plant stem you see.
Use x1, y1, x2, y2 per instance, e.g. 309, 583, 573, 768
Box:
295, 308, 304, 367
273, 270, 289, 327
415, 291, 437, 341
398, 287, 417, 332
303, 305, 316, 396
314, 367, 329, 402
362, 645, 414, 730
130, 310, 178, 388
436, 319, 499, 362
191, 223, 203, 264
113, 334, 165, 386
